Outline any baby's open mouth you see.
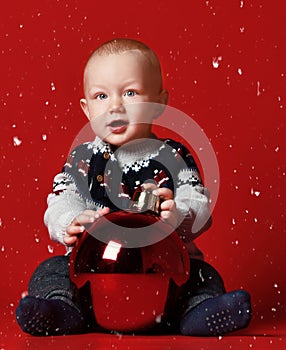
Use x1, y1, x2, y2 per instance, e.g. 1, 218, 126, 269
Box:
108, 120, 128, 127
108, 119, 128, 134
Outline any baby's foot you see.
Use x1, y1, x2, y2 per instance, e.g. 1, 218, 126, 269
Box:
180, 290, 251, 336
16, 296, 85, 336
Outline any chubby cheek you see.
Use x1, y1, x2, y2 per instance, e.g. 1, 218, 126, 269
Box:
90, 117, 106, 137
85, 99, 108, 119
127, 104, 155, 122
88, 107, 106, 120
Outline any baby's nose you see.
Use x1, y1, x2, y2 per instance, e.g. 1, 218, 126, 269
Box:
109, 96, 125, 113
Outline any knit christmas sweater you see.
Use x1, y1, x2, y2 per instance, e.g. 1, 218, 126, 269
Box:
44, 136, 211, 258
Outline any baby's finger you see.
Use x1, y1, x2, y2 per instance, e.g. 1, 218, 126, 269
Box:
81, 207, 110, 220
160, 210, 170, 220
97, 207, 110, 217
160, 209, 178, 228
153, 187, 174, 201
63, 234, 78, 246
73, 213, 97, 226
66, 224, 85, 235
160, 199, 176, 212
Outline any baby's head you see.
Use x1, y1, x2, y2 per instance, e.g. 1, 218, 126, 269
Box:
80, 38, 168, 148
83, 38, 165, 95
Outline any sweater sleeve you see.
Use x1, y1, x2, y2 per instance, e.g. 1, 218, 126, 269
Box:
43, 173, 94, 247
173, 144, 212, 243
175, 183, 212, 242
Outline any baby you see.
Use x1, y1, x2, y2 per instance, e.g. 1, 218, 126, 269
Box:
16, 38, 251, 336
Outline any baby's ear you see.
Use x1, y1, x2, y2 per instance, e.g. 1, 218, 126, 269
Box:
153, 89, 169, 119
80, 98, 90, 120
159, 89, 169, 105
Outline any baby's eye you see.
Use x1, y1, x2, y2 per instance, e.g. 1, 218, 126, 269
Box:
96, 93, 107, 100
124, 90, 136, 97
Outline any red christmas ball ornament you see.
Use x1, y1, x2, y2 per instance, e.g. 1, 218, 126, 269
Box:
70, 209, 190, 332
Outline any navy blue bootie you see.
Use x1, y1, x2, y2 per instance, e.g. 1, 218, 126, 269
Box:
180, 290, 251, 336
16, 296, 85, 336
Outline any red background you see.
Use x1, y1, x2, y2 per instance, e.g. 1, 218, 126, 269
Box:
1, 0, 285, 348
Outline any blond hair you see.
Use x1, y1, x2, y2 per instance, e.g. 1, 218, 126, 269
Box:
83, 38, 163, 90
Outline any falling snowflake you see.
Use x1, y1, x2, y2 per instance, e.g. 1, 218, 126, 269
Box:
212, 56, 222, 69
250, 188, 261, 197
257, 81, 261, 96
21, 291, 28, 298
155, 313, 163, 323
13, 136, 22, 146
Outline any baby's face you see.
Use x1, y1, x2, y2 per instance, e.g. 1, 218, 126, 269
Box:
80, 51, 167, 148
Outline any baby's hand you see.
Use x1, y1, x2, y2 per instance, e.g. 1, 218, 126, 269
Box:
64, 207, 110, 246
152, 188, 178, 228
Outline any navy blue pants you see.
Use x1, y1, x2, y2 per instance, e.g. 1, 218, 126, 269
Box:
27, 255, 226, 332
